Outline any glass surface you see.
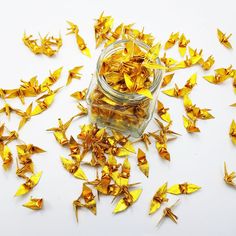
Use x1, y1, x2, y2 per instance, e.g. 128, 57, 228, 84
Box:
86, 40, 163, 137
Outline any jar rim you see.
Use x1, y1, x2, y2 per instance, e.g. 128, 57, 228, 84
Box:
96, 39, 163, 103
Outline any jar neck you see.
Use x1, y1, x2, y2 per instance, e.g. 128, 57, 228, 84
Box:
96, 39, 162, 104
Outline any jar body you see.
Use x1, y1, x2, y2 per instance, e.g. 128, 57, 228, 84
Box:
87, 76, 161, 138
86, 40, 162, 138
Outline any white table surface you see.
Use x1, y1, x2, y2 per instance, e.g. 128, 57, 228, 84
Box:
0, 0, 236, 235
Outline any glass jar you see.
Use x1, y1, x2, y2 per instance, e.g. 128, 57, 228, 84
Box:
86, 40, 163, 138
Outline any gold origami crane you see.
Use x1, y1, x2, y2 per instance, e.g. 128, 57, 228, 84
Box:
22, 32, 42, 54
105, 23, 123, 47
93, 165, 112, 194
113, 189, 142, 214
31, 87, 62, 116
40, 67, 63, 92
149, 182, 168, 215
15, 102, 33, 130
0, 125, 19, 145
143, 43, 166, 71
15, 171, 42, 196
183, 95, 214, 120
161, 73, 175, 88
157, 200, 180, 225
157, 101, 171, 123
232, 70, 236, 94
17, 144, 45, 157
66, 66, 83, 86
168, 183, 201, 194
229, 120, 236, 145
133, 133, 152, 150
217, 29, 232, 48
188, 47, 203, 63
16, 144, 45, 169
69, 136, 81, 155
94, 12, 114, 48
161, 53, 177, 68
70, 88, 87, 100
125, 27, 155, 46
106, 155, 121, 182
0, 144, 13, 170
16, 160, 34, 179
0, 103, 18, 119
67, 21, 91, 57
0, 88, 7, 99
23, 197, 43, 210
200, 55, 215, 70
124, 73, 153, 99
168, 55, 201, 71
137, 148, 149, 177
163, 73, 197, 98
61, 156, 87, 180
151, 119, 179, 161
162, 84, 190, 98
73, 184, 96, 222
74, 103, 88, 117
203, 65, 234, 84
47, 116, 75, 146
156, 139, 170, 161
224, 162, 236, 186
164, 32, 179, 50
116, 158, 131, 186
183, 116, 200, 133
178, 34, 190, 57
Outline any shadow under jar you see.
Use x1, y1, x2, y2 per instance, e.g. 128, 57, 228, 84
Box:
86, 39, 163, 138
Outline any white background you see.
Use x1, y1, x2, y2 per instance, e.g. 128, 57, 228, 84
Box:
0, 0, 236, 235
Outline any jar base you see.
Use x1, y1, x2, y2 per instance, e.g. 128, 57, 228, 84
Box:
88, 111, 147, 138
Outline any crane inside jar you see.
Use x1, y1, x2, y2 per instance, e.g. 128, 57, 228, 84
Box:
99, 40, 165, 99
